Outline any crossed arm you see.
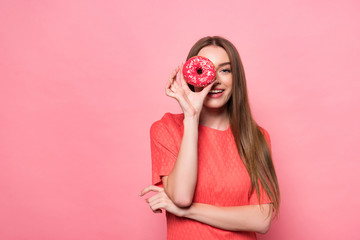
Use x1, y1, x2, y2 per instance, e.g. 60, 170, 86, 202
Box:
141, 117, 273, 234
140, 176, 273, 234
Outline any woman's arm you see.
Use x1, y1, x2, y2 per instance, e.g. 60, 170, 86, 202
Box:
140, 185, 273, 234
164, 116, 199, 207
184, 203, 272, 234
162, 65, 215, 208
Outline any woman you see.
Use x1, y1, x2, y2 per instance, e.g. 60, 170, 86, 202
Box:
140, 36, 280, 239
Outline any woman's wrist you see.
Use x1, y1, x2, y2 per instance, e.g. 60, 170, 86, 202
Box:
183, 114, 200, 125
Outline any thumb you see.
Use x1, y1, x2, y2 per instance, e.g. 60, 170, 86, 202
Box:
200, 81, 216, 96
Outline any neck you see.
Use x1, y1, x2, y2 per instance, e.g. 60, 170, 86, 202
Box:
199, 105, 230, 131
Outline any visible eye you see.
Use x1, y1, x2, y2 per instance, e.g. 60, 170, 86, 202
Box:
220, 68, 231, 73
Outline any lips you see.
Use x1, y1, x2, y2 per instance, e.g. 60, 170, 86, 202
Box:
207, 90, 224, 98
209, 89, 225, 94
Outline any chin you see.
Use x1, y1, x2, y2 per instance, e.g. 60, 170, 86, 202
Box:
203, 102, 228, 110
204, 97, 231, 109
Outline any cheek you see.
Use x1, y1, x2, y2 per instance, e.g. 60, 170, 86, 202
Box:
218, 73, 232, 83
226, 74, 233, 84
226, 76, 233, 88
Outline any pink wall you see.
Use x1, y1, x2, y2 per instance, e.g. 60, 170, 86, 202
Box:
1, 0, 359, 239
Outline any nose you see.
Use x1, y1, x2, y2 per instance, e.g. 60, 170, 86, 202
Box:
212, 77, 220, 86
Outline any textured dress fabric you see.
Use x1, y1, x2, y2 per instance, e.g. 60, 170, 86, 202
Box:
150, 112, 272, 240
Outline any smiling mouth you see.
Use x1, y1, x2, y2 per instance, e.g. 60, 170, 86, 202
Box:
209, 89, 224, 94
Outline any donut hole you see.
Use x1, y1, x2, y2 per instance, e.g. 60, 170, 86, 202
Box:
196, 68, 203, 75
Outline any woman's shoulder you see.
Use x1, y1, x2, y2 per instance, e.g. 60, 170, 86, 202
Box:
150, 112, 184, 133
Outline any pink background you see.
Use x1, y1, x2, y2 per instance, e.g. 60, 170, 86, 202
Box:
1, 0, 359, 239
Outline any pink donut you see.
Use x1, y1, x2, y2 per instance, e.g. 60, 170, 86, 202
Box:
182, 56, 216, 87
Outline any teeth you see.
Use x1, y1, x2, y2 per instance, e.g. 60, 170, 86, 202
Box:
209, 90, 224, 93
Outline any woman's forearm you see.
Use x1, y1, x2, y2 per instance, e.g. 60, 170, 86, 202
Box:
182, 203, 273, 234
165, 116, 199, 207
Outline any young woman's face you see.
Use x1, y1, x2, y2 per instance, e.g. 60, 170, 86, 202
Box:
195, 45, 233, 110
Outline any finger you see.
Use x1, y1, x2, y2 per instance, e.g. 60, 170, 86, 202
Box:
173, 66, 181, 87
179, 63, 191, 91
141, 185, 164, 195
179, 63, 186, 85
165, 66, 179, 88
165, 77, 172, 90
150, 202, 165, 212
166, 72, 176, 89
147, 191, 166, 203
167, 81, 182, 98
148, 197, 163, 208
165, 80, 178, 97
146, 196, 164, 214
150, 204, 163, 213
165, 79, 174, 93
170, 76, 179, 89
170, 84, 178, 93
171, 67, 179, 80
165, 88, 177, 98
200, 81, 217, 96
139, 185, 163, 196
204, 80, 217, 90
165, 66, 184, 99
173, 76, 180, 89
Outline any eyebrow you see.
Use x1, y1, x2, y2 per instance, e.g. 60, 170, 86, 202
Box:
218, 62, 231, 67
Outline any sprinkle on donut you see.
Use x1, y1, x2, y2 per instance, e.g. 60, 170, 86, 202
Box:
182, 56, 216, 87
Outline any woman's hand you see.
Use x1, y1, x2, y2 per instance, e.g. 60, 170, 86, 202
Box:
139, 185, 272, 233
139, 185, 187, 217
165, 64, 215, 118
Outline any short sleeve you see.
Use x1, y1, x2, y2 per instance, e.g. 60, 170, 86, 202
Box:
150, 121, 178, 187
248, 180, 273, 205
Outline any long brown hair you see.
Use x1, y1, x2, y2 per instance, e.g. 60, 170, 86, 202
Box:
186, 36, 280, 218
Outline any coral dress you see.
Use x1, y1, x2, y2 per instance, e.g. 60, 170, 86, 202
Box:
150, 112, 272, 240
